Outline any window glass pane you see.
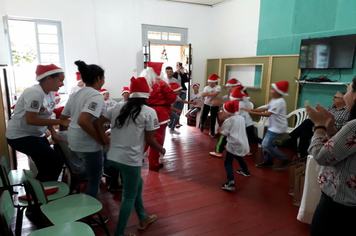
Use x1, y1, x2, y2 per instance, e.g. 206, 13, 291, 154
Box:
41, 53, 59, 63
38, 34, 58, 44
39, 44, 59, 53
169, 33, 181, 41
37, 24, 57, 34
147, 31, 161, 40
162, 32, 168, 40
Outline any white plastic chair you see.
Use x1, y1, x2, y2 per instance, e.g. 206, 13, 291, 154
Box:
253, 105, 269, 139
286, 108, 308, 134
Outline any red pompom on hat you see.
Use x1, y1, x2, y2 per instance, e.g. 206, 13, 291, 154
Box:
35, 64, 63, 81
121, 87, 130, 95
130, 76, 150, 98
55, 92, 60, 99
207, 74, 220, 83
271, 80, 289, 96
147, 62, 164, 76
99, 89, 108, 94
230, 86, 247, 101
76, 72, 82, 82
169, 82, 182, 92
192, 83, 200, 88
223, 100, 239, 116
225, 78, 242, 87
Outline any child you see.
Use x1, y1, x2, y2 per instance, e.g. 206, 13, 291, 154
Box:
241, 80, 290, 169
169, 82, 195, 134
95, 76, 164, 236
185, 83, 203, 118
119, 86, 130, 104
69, 72, 85, 96
200, 74, 221, 137
220, 100, 250, 191
100, 88, 117, 111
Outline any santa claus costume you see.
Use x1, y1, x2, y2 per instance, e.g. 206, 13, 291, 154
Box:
141, 62, 176, 170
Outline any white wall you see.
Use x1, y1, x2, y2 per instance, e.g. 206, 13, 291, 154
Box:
0, 0, 261, 98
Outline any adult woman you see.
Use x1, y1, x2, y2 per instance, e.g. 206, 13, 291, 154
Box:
60, 60, 107, 198
306, 76, 356, 235
95, 76, 165, 236
6, 64, 69, 182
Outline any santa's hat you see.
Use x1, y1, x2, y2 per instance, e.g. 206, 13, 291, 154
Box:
192, 83, 200, 88
121, 87, 130, 95
76, 72, 82, 82
230, 86, 247, 101
55, 92, 60, 100
225, 78, 242, 87
223, 100, 239, 116
99, 89, 109, 94
271, 80, 289, 96
53, 106, 64, 119
208, 74, 220, 83
130, 76, 150, 98
147, 62, 163, 77
169, 82, 182, 92
35, 64, 64, 81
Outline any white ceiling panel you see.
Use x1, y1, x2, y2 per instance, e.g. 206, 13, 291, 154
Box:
161, 0, 230, 7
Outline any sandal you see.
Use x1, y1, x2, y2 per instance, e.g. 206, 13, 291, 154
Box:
138, 214, 157, 230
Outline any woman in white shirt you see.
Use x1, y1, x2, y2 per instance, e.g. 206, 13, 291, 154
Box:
95, 76, 165, 236
60, 60, 107, 198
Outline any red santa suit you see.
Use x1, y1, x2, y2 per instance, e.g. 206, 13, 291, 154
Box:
144, 62, 176, 170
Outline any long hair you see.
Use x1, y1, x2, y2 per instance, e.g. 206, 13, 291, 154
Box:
114, 98, 147, 128
348, 76, 356, 121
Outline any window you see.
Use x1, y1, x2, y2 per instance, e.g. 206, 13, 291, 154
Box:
142, 24, 188, 45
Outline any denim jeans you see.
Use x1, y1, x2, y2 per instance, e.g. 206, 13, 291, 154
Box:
173, 92, 186, 111
74, 150, 103, 198
108, 161, 147, 236
169, 112, 180, 131
262, 130, 288, 161
224, 151, 248, 182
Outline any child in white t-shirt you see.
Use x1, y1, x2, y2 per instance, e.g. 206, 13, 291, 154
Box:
119, 86, 130, 104
242, 80, 290, 169
100, 88, 117, 111
185, 83, 203, 118
220, 100, 250, 191
69, 72, 85, 96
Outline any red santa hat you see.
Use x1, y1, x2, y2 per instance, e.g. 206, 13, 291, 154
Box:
35, 64, 64, 81
121, 87, 130, 95
225, 78, 242, 87
223, 100, 239, 116
55, 92, 60, 100
53, 106, 65, 119
271, 80, 289, 96
192, 83, 200, 88
147, 62, 164, 77
76, 72, 82, 82
169, 82, 182, 92
99, 89, 109, 95
230, 86, 247, 101
130, 76, 150, 98
207, 74, 220, 83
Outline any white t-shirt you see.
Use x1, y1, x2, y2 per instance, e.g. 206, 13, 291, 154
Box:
239, 97, 254, 127
62, 86, 105, 152
203, 85, 221, 106
104, 98, 117, 111
266, 97, 287, 134
6, 84, 55, 139
220, 115, 250, 156
105, 103, 159, 166
166, 77, 180, 85
69, 85, 82, 97
190, 91, 203, 108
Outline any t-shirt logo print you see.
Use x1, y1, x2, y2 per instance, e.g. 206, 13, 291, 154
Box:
154, 118, 159, 127
31, 101, 39, 109
88, 102, 98, 111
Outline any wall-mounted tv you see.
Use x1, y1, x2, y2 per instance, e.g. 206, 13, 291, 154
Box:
298, 34, 356, 69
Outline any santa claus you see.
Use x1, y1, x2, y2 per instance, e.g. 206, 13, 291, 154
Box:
141, 62, 176, 170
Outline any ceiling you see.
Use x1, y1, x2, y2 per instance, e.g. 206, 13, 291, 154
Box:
162, 0, 230, 7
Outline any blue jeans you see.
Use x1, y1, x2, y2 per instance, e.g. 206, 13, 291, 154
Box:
169, 112, 180, 131
108, 161, 147, 236
262, 130, 288, 161
224, 151, 248, 182
74, 150, 103, 198
173, 92, 186, 111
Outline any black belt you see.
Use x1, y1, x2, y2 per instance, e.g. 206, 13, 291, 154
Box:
148, 104, 166, 107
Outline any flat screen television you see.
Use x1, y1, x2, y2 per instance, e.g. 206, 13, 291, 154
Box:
298, 34, 356, 69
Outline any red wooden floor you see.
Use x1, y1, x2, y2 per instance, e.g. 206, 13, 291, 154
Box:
14, 123, 311, 236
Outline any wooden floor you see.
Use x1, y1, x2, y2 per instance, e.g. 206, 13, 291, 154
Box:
13, 123, 311, 236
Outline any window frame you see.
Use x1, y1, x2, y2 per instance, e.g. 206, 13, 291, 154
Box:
142, 24, 188, 46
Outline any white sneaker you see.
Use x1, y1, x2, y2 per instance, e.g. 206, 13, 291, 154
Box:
170, 130, 180, 135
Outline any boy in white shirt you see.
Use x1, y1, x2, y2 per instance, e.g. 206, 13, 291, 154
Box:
119, 86, 130, 104
220, 100, 250, 191
100, 88, 117, 111
242, 80, 290, 169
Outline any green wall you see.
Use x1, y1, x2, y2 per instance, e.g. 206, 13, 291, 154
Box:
257, 0, 356, 107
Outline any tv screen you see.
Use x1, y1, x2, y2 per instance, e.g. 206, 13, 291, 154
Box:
298, 34, 356, 69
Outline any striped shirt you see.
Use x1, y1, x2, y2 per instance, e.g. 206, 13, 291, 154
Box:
327, 105, 349, 131
309, 119, 356, 206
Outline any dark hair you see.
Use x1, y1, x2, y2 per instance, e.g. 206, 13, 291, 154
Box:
74, 60, 104, 85
165, 66, 173, 71
348, 76, 356, 121
337, 91, 346, 96
39, 72, 63, 83
114, 98, 147, 128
